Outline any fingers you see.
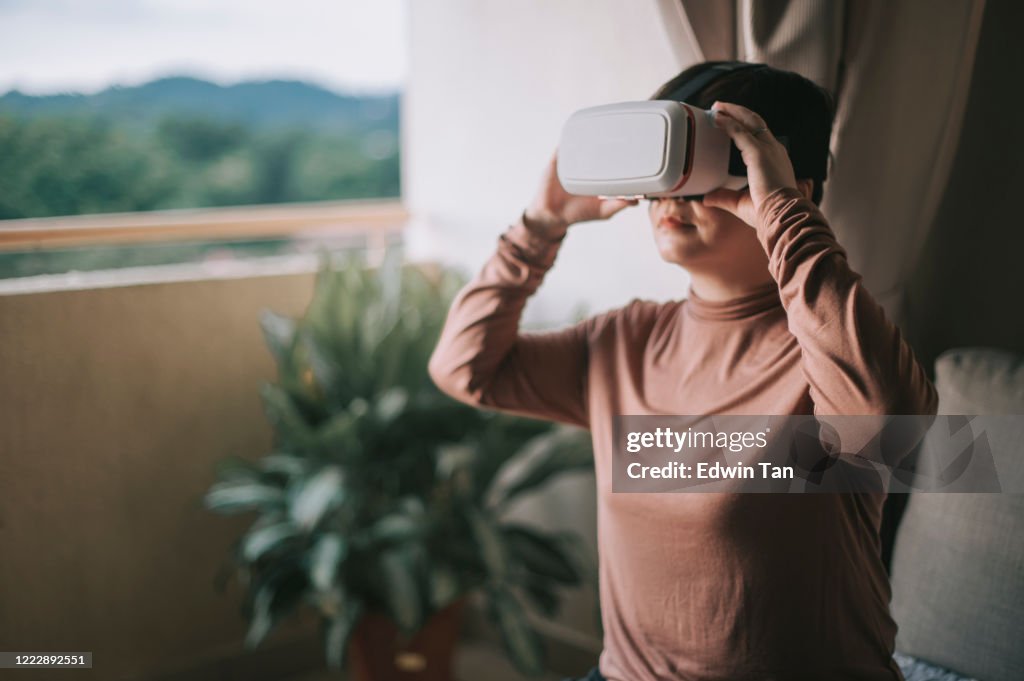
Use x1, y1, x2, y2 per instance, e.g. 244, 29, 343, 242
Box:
597, 198, 638, 220
711, 110, 763, 158
703, 188, 758, 228
701, 188, 742, 214
710, 101, 769, 136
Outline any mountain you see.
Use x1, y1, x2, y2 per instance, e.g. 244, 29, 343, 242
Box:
0, 76, 399, 133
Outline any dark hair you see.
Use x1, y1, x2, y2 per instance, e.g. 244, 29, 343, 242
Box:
653, 61, 835, 204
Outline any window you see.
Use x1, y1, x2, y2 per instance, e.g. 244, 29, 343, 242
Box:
0, 0, 407, 280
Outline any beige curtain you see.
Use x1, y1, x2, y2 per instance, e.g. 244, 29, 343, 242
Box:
655, 0, 986, 319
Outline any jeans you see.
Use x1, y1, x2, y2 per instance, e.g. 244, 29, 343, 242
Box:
562, 668, 606, 681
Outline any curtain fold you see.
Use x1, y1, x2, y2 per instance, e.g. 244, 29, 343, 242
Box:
656, 0, 735, 62
738, 0, 845, 92
655, 0, 986, 322
822, 0, 985, 317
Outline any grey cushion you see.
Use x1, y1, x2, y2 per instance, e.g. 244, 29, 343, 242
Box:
890, 348, 1024, 681
935, 348, 1024, 415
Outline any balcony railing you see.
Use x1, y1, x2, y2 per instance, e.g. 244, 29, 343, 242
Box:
0, 199, 408, 287
0, 199, 407, 251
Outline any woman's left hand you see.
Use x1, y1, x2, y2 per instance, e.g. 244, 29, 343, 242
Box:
702, 101, 800, 228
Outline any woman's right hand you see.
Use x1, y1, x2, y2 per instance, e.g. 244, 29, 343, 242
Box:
523, 153, 637, 239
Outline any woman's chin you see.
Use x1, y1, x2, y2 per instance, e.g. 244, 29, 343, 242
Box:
654, 226, 708, 263
655, 241, 710, 267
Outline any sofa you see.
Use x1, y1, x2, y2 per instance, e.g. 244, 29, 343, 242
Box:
887, 348, 1024, 681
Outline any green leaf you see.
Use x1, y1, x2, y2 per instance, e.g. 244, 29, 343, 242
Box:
380, 548, 424, 632
205, 480, 285, 514
368, 512, 423, 544
260, 310, 297, 367
261, 383, 313, 449
489, 585, 544, 676
244, 561, 307, 649
299, 328, 342, 402
246, 581, 275, 648
520, 576, 560, 617
314, 410, 361, 458
378, 245, 404, 315
375, 387, 408, 424
467, 415, 552, 501
503, 525, 581, 585
214, 455, 260, 482
435, 444, 475, 482
493, 428, 593, 505
398, 496, 426, 516
324, 595, 363, 670
429, 564, 462, 609
290, 465, 344, 529
309, 533, 347, 591
242, 521, 300, 562
466, 508, 508, 581
260, 453, 308, 480
347, 397, 369, 418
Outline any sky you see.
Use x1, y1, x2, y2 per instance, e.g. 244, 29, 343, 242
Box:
0, 0, 407, 95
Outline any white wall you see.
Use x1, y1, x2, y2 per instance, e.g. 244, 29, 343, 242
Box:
403, 0, 697, 653
404, 0, 696, 323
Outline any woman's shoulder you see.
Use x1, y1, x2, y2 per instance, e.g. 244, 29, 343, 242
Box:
585, 297, 684, 341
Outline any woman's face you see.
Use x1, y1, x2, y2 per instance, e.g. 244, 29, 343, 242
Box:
647, 197, 768, 275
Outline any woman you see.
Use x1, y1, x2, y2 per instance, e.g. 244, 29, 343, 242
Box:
428, 62, 936, 681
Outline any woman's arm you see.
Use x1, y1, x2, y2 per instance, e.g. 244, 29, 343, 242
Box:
705, 102, 936, 416
428, 219, 592, 426
428, 156, 636, 427
754, 188, 936, 415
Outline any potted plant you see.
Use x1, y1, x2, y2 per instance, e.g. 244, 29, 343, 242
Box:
205, 252, 594, 679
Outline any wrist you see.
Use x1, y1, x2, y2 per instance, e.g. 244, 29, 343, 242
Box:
522, 207, 569, 240
755, 186, 806, 227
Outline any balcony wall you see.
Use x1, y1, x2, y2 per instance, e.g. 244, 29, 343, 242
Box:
0, 268, 320, 680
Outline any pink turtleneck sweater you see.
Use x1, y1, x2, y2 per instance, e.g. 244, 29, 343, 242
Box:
428, 188, 937, 681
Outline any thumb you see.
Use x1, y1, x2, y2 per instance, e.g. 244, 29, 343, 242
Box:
596, 198, 638, 220
702, 188, 743, 216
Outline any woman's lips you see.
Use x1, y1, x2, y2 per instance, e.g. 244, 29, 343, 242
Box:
658, 215, 696, 231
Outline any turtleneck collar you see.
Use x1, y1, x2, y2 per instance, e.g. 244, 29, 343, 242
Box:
685, 281, 782, 322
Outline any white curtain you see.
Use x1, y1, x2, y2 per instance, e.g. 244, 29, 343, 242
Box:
655, 0, 986, 320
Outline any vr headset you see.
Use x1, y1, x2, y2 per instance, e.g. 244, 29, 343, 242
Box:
557, 63, 782, 199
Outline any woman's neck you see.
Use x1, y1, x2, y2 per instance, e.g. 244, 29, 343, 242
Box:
687, 270, 776, 302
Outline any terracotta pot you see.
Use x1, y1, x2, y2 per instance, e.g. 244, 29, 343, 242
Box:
348, 600, 465, 681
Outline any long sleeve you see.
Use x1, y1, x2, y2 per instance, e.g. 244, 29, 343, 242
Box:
428, 219, 592, 428
756, 188, 938, 416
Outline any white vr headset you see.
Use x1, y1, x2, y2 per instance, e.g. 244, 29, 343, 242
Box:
555, 62, 799, 199
556, 100, 747, 199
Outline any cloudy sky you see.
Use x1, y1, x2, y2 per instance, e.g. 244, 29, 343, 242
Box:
0, 0, 407, 94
